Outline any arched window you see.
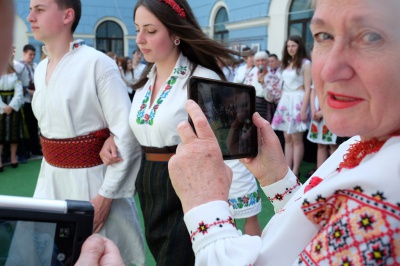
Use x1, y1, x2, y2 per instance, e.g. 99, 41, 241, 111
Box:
288, 0, 314, 53
214, 8, 229, 44
96, 21, 124, 55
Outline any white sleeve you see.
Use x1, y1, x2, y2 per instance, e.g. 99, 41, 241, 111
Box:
9, 80, 23, 111
184, 201, 263, 265
261, 168, 301, 212
95, 60, 142, 198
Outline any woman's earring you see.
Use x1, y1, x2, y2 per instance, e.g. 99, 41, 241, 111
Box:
174, 38, 181, 46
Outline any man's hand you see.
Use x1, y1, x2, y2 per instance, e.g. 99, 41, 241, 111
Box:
168, 100, 233, 214
75, 234, 124, 266
91, 195, 113, 233
240, 112, 288, 187
99, 135, 123, 165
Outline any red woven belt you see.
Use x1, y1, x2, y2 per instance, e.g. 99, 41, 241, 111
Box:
40, 128, 110, 168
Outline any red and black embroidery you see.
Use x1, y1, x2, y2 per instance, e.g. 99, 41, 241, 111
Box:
298, 188, 400, 265
268, 178, 301, 203
190, 217, 236, 242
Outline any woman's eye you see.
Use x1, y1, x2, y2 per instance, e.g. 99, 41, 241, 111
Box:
363, 32, 382, 43
314, 32, 332, 41
148, 31, 156, 34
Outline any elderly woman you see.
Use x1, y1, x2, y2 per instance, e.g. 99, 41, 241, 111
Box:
166, 0, 400, 265
78, 0, 400, 264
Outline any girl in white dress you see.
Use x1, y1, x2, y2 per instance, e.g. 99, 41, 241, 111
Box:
271, 35, 312, 177
99, 0, 262, 264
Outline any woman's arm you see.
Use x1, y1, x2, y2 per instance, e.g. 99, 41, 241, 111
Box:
301, 62, 312, 122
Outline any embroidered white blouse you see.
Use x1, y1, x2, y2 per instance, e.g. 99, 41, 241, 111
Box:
0, 73, 23, 113
129, 53, 220, 147
233, 65, 263, 97
184, 136, 400, 265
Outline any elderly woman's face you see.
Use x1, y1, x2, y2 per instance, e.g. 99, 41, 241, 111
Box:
311, 0, 400, 140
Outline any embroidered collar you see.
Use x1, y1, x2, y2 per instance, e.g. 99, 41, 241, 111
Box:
136, 53, 189, 125
42, 39, 86, 59
70, 39, 86, 51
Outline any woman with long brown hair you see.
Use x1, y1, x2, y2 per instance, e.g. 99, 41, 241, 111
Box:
271, 35, 312, 177
100, 0, 247, 264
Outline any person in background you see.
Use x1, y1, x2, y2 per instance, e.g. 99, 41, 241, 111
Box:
27, 0, 145, 264
307, 83, 338, 168
19, 44, 42, 159
116, 56, 124, 69
217, 57, 235, 82
132, 49, 146, 83
234, 48, 257, 85
120, 56, 135, 101
271, 35, 311, 177
106, 51, 117, 64
254, 50, 270, 119
264, 54, 282, 122
0, 54, 23, 171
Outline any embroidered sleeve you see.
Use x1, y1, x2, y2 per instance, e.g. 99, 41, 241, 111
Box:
184, 201, 262, 265
261, 167, 301, 212
184, 201, 239, 251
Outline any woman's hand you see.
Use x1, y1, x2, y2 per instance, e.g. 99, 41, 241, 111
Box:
99, 136, 123, 165
169, 100, 233, 213
313, 110, 323, 122
300, 109, 308, 122
240, 112, 288, 187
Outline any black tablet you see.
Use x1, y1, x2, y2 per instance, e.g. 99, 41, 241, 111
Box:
188, 76, 258, 160
0, 195, 94, 266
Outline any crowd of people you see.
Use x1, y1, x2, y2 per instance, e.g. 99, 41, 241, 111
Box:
1, 0, 399, 265
0, 44, 42, 171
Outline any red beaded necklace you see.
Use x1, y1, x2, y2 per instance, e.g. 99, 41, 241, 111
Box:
338, 135, 398, 172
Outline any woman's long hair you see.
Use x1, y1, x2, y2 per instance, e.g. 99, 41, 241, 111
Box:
133, 0, 239, 89
281, 35, 309, 75
121, 57, 133, 76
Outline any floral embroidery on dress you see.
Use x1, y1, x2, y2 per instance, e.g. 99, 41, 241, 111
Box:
136, 65, 187, 125
298, 188, 400, 265
228, 190, 261, 210
309, 122, 334, 142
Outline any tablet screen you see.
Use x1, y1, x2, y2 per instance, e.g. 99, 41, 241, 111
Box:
188, 76, 258, 159
0, 219, 76, 265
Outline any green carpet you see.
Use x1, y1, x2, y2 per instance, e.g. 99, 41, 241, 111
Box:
0, 158, 314, 265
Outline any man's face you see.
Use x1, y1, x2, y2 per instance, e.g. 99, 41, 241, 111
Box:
27, 0, 69, 42
268, 57, 279, 69
23, 50, 36, 63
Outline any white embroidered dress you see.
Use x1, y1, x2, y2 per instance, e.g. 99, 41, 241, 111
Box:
32, 41, 145, 266
272, 60, 311, 133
